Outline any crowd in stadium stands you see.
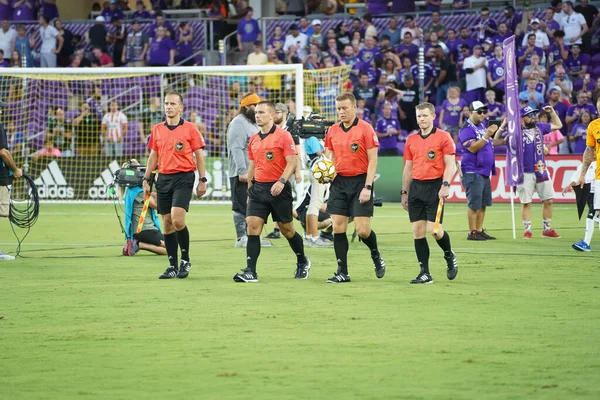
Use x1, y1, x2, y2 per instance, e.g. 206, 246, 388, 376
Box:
238, 0, 600, 156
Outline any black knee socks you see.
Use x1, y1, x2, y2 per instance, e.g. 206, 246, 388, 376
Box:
246, 235, 261, 273
176, 226, 190, 262
361, 230, 379, 255
164, 232, 179, 268
334, 233, 349, 274
435, 231, 453, 256
414, 238, 430, 274
286, 232, 307, 264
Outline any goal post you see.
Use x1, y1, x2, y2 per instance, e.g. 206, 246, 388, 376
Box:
0, 64, 351, 203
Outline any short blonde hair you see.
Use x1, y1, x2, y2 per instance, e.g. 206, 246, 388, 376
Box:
336, 92, 357, 105
416, 102, 435, 115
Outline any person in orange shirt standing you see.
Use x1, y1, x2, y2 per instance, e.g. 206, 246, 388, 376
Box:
402, 102, 458, 284
324, 92, 385, 283
143, 92, 207, 280
233, 101, 311, 283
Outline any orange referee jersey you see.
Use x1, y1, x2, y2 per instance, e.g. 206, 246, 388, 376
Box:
404, 127, 455, 181
324, 117, 379, 176
248, 125, 297, 183
148, 119, 205, 174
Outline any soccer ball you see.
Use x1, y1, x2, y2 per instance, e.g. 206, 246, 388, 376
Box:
311, 159, 336, 184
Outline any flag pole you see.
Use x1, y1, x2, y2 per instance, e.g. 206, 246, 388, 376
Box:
510, 186, 516, 239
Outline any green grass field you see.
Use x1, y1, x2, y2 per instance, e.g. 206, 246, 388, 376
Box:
1, 203, 599, 399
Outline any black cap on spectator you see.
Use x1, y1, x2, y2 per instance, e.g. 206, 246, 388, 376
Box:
290, 23, 299, 30
253, 40, 261, 46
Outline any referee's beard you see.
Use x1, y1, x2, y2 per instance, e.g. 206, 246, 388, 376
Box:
240, 106, 256, 124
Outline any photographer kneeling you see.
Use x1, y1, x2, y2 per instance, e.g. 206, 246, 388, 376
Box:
119, 160, 166, 256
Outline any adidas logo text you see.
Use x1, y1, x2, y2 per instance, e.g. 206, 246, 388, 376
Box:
89, 160, 121, 199
33, 161, 74, 199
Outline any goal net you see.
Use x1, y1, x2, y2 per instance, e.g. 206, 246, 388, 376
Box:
0, 64, 351, 202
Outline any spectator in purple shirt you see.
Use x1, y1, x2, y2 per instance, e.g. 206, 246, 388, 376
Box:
541, 7, 561, 37
452, 0, 470, 13
236, 6, 261, 56
565, 43, 590, 80
473, 8, 498, 43
375, 102, 402, 156
357, 36, 380, 64
569, 109, 591, 153
425, 0, 442, 12
12, 0, 35, 22
458, 27, 478, 51
487, 45, 505, 102
458, 101, 503, 240
102, 0, 125, 22
546, 30, 569, 75
176, 22, 194, 65
0, 0, 10, 21
445, 29, 460, 61
492, 23, 511, 47
148, 11, 173, 39
544, 88, 569, 136
367, 0, 389, 14
395, 32, 418, 65
485, 89, 505, 119
517, 34, 544, 69
148, 27, 175, 66
566, 91, 598, 126
131, 1, 151, 20
439, 86, 467, 139
40, 0, 59, 20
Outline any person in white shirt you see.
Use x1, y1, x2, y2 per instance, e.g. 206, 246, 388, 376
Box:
283, 23, 308, 59
0, 20, 16, 64
561, 1, 588, 45
521, 19, 550, 51
463, 45, 488, 104
38, 15, 63, 68
102, 100, 128, 157
400, 15, 423, 46
246, 40, 267, 65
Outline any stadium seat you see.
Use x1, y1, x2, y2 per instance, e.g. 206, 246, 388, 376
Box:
591, 53, 600, 68
573, 79, 584, 92
592, 66, 600, 80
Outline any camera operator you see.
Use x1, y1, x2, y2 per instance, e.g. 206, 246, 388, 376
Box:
116, 160, 166, 257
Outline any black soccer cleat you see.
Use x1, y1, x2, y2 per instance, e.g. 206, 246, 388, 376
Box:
294, 258, 311, 279
233, 268, 258, 283
478, 230, 496, 240
371, 250, 386, 279
177, 260, 192, 279
410, 273, 433, 284
264, 229, 281, 239
445, 251, 458, 281
467, 230, 486, 241
159, 266, 178, 279
326, 271, 351, 283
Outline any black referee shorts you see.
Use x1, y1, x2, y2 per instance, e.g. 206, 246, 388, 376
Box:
408, 178, 444, 223
326, 174, 373, 217
156, 171, 195, 215
134, 229, 164, 246
247, 181, 294, 223
230, 176, 248, 215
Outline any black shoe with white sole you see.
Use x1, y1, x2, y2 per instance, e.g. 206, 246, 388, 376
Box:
233, 268, 258, 283
326, 271, 351, 283
159, 266, 178, 279
294, 258, 311, 279
371, 250, 386, 279
410, 273, 433, 284
444, 251, 458, 281
177, 260, 192, 279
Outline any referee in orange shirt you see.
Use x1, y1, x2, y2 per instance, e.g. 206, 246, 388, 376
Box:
144, 92, 207, 280
324, 92, 385, 283
233, 101, 311, 283
402, 102, 458, 284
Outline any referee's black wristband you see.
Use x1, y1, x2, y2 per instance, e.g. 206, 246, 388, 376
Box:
401, 190, 408, 195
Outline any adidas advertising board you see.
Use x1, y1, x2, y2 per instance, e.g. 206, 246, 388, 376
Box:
28, 157, 233, 201
33, 161, 75, 199
89, 160, 121, 199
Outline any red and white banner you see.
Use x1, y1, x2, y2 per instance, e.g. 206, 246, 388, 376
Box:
448, 155, 582, 203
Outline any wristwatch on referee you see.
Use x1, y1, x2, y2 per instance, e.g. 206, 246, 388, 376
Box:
401, 190, 408, 195
364, 184, 372, 190
442, 181, 450, 187
279, 177, 287, 184
199, 177, 208, 183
